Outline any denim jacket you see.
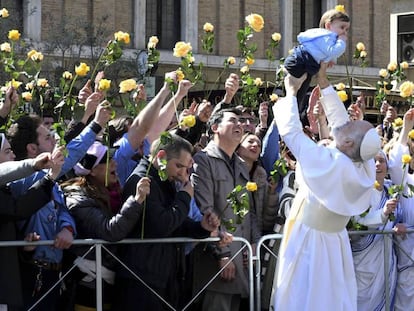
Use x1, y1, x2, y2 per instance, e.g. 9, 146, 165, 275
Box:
11, 122, 101, 263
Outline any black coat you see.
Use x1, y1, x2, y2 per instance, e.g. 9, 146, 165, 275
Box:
0, 177, 55, 309
64, 185, 143, 268
118, 157, 209, 288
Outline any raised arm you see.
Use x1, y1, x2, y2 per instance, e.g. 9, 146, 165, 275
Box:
146, 77, 193, 144
127, 75, 171, 150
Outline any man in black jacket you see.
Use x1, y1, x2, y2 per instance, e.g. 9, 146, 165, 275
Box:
113, 133, 219, 311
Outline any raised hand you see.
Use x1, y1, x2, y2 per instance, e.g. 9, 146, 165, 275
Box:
32, 152, 54, 171
78, 80, 93, 104
48, 146, 66, 180
223, 73, 239, 103
0, 87, 18, 118
284, 73, 307, 97
347, 103, 364, 121
133, 84, 147, 104
94, 71, 105, 92
176, 80, 193, 97
93, 101, 113, 128
134, 177, 151, 204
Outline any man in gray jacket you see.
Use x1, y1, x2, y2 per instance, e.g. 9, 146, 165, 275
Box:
191, 106, 260, 311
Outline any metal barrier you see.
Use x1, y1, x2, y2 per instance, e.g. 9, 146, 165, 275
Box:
0, 236, 254, 311
2, 228, 414, 311
255, 229, 414, 311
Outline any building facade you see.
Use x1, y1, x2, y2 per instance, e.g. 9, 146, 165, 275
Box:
1, 0, 414, 113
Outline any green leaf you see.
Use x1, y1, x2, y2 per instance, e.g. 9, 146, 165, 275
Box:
237, 30, 246, 42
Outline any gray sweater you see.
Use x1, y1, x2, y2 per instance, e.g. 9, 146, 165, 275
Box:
0, 159, 36, 186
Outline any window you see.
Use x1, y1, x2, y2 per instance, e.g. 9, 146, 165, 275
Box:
0, 0, 23, 37
146, 0, 181, 49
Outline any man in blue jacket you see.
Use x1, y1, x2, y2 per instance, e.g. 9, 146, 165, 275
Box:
7, 103, 111, 310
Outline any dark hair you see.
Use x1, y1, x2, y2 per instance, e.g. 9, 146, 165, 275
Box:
151, 133, 193, 160
62, 176, 112, 212
108, 116, 133, 146
207, 107, 242, 135
319, 9, 350, 28
7, 115, 42, 160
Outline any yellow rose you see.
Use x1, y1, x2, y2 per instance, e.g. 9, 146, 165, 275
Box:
62, 71, 73, 80
0, 42, 11, 52
408, 129, 414, 140
173, 41, 192, 58
75, 62, 90, 77
1, 8, 9, 18
335, 5, 346, 13
176, 69, 185, 81
30, 51, 43, 62
227, 56, 236, 65
8, 79, 22, 89
189, 56, 195, 63
240, 66, 249, 74
335, 82, 346, 91
245, 13, 264, 32
356, 42, 365, 51
119, 79, 138, 93
37, 78, 49, 88
402, 154, 412, 165
114, 31, 130, 44
270, 93, 278, 102
8, 29, 20, 41
203, 22, 214, 32
25, 82, 34, 90
387, 61, 398, 72
392, 117, 403, 128
181, 115, 196, 128
254, 77, 263, 87
337, 90, 348, 102
400, 81, 414, 98
246, 181, 258, 192
27, 49, 37, 59
271, 32, 281, 42
379, 69, 388, 78
374, 180, 381, 191
22, 92, 32, 102
147, 36, 159, 49
360, 51, 367, 58
245, 57, 255, 66
400, 61, 409, 70
98, 79, 111, 91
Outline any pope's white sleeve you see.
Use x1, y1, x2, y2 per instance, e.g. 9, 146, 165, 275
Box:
320, 85, 349, 128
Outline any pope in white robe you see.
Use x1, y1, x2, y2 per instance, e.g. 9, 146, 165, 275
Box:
271, 72, 381, 311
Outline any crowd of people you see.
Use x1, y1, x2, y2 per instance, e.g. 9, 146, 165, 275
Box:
1, 7, 414, 311
1, 63, 413, 311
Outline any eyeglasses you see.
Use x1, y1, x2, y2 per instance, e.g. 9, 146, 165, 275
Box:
238, 117, 258, 125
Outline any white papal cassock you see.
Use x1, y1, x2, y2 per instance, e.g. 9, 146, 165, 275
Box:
271, 86, 376, 311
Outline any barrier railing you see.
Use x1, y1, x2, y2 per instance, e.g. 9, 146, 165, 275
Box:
255, 229, 414, 311
0, 236, 254, 311
2, 228, 414, 311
